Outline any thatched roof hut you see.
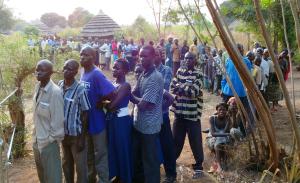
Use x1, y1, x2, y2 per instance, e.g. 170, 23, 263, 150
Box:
80, 10, 120, 40
31, 21, 53, 35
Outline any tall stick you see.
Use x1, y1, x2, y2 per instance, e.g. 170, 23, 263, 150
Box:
290, 0, 300, 51
193, 0, 218, 50
253, 0, 300, 162
280, 0, 296, 111
177, 0, 203, 44
206, 0, 278, 168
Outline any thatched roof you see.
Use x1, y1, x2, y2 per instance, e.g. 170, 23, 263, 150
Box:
31, 21, 53, 35
80, 11, 120, 38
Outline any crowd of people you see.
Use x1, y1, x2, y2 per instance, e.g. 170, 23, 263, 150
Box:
31, 35, 291, 183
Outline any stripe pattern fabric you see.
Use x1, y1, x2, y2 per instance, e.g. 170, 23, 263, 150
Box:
58, 80, 91, 136
171, 67, 203, 121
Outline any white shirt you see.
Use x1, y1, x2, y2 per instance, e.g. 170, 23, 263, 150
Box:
41, 40, 48, 50
100, 43, 111, 58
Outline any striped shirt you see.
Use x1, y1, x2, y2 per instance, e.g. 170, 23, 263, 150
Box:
58, 80, 91, 136
170, 67, 203, 121
133, 68, 164, 134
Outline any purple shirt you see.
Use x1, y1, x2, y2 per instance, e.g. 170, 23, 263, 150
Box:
80, 67, 115, 134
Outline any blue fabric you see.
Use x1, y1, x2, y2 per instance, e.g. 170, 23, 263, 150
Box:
108, 115, 133, 183
156, 64, 173, 91
80, 67, 115, 134
221, 56, 252, 97
58, 80, 91, 136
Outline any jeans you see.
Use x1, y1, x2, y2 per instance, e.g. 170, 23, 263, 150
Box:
62, 135, 88, 183
132, 128, 160, 183
33, 141, 62, 183
172, 117, 204, 170
159, 113, 177, 178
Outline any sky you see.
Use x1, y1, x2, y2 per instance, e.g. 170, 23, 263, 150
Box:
6, 0, 225, 25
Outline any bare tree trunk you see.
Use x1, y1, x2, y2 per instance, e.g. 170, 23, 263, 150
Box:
206, 0, 279, 168
8, 88, 25, 158
253, 0, 300, 163
290, 0, 300, 51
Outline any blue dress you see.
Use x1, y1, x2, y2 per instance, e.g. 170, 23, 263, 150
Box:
107, 88, 133, 183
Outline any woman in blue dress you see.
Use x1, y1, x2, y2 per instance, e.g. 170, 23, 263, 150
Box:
106, 58, 133, 183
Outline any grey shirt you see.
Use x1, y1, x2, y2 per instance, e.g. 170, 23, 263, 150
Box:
134, 68, 164, 134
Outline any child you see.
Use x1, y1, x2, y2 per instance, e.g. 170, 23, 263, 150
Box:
106, 59, 133, 183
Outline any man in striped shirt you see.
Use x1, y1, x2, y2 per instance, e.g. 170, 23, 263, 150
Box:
171, 52, 204, 179
59, 59, 91, 183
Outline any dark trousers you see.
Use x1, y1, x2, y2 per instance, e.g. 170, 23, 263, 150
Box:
132, 128, 160, 183
172, 117, 204, 170
159, 113, 177, 178
62, 135, 88, 183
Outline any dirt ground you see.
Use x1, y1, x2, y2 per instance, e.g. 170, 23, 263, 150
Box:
5, 67, 300, 183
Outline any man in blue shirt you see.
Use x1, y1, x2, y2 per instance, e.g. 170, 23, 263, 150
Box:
154, 49, 176, 182
165, 37, 173, 69
80, 46, 115, 183
59, 59, 91, 183
221, 43, 254, 128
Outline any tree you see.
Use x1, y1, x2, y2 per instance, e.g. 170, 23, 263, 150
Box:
68, 7, 93, 28
121, 16, 157, 41
220, 0, 296, 51
40, 12, 67, 28
0, 6, 15, 32
24, 26, 40, 37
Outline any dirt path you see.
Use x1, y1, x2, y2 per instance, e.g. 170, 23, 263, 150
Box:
6, 68, 300, 183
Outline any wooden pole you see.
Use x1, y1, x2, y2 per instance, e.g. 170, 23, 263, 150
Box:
281, 0, 296, 111
177, 0, 203, 44
253, 0, 300, 162
206, 0, 278, 168
290, 0, 300, 51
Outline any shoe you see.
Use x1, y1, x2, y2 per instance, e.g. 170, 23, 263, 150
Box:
162, 176, 176, 183
192, 170, 204, 179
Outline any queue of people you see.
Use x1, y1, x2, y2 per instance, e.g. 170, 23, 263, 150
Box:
32, 36, 291, 183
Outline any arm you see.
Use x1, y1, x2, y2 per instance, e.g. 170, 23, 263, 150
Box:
209, 116, 230, 137
107, 83, 131, 111
137, 76, 162, 111
162, 90, 174, 109
180, 73, 202, 98
170, 75, 180, 95
49, 90, 65, 143
164, 68, 173, 90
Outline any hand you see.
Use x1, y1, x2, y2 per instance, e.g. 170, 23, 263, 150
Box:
76, 134, 85, 153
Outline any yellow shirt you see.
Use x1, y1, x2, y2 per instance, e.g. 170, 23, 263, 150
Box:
172, 44, 180, 62
33, 80, 64, 151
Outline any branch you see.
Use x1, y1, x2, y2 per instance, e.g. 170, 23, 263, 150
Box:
177, 0, 203, 44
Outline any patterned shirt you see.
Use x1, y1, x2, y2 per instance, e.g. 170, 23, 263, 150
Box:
171, 67, 203, 121
134, 68, 164, 134
58, 80, 91, 136
156, 64, 173, 91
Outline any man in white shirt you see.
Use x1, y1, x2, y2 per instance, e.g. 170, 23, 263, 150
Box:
100, 40, 112, 70
33, 59, 64, 183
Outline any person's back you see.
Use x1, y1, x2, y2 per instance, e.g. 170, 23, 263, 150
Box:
221, 56, 252, 98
